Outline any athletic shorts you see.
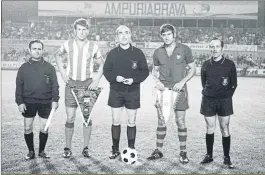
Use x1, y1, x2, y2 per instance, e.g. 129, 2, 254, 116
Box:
22, 103, 52, 119
173, 89, 189, 111
155, 89, 189, 111
65, 79, 92, 108
200, 96, 233, 117
108, 88, 140, 109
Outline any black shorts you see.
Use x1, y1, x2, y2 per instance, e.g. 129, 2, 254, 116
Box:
108, 88, 140, 109
200, 96, 233, 117
22, 103, 52, 119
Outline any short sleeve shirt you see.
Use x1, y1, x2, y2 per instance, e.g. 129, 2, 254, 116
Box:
153, 43, 193, 88
60, 39, 102, 81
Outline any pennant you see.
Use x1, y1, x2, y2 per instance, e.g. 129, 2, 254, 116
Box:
68, 79, 102, 124
155, 88, 182, 124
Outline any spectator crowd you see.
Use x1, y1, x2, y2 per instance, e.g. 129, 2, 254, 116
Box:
2, 20, 265, 70
2, 20, 265, 45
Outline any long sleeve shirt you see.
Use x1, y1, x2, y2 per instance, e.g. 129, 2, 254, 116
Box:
103, 45, 149, 92
15, 58, 59, 105
201, 56, 237, 99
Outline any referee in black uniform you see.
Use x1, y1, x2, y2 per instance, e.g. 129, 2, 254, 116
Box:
16, 40, 59, 160
200, 37, 237, 169
103, 25, 149, 159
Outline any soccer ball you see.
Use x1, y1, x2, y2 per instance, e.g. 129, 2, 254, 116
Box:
121, 147, 138, 164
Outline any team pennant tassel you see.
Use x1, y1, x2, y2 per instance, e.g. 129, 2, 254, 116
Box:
68, 80, 102, 127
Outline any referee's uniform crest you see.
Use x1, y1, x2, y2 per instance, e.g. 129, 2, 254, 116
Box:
222, 77, 229, 86
131, 61, 138, 69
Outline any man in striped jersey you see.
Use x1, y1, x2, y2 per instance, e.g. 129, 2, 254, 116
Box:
55, 18, 104, 158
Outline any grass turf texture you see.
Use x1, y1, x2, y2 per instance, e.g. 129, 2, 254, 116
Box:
1, 70, 265, 174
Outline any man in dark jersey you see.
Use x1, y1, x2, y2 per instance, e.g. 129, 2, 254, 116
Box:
200, 37, 237, 169
103, 25, 149, 159
16, 40, 59, 160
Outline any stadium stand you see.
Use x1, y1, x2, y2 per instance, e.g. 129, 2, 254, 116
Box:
2, 20, 265, 45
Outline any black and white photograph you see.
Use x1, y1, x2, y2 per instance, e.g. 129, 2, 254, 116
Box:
1, 0, 265, 174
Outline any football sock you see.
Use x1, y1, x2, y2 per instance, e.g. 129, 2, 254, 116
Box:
178, 128, 187, 152
111, 125, 121, 151
65, 122, 74, 149
24, 132, 34, 152
127, 126, 136, 149
206, 133, 214, 157
39, 132, 48, 153
156, 126, 167, 150
83, 124, 92, 148
222, 136, 231, 157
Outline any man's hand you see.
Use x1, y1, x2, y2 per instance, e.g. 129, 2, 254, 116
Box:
116, 76, 125, 83
52, 102, 59, 110
123, 78, 133, 85
173, 80, 186, 92
89, 79, 100, 90
61, 72, 69, 83
155, 81, 165, 91
18, 104, 27, 113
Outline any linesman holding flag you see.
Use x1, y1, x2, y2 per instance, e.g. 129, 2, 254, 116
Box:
15, 40, 59, 160
55, 18, 104, 158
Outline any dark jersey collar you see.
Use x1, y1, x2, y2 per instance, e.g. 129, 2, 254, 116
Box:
210, 55, 225, 65
28, 57, 45, 64
117, 43, 133, 51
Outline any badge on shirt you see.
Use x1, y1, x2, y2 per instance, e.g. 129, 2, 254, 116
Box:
131, 61, 138, 69
222, 77, 229, 86
176, 54, 181, 60
44, 75, 50, 84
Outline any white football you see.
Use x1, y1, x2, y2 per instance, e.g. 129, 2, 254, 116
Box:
121, 147, 138, 164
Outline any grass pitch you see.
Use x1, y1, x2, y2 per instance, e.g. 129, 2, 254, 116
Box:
1, 70, 265, 174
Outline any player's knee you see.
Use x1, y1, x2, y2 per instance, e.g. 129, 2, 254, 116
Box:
66, 116, 75, 123
40, 129, 48, 134
65, 122, 74, 128
127, 117, 136, 127
220, 127, 230, 137
206, 125, 215, 134
176, 119, 186, 129
158, 119, 166, 127
127, 121, 136, 127
221, 131, 230, 137
220, 122, 229, 129
24, 127, 33, 134
112, 117, 121, 125
176, 122, 186, 129
113, 120, 121, 125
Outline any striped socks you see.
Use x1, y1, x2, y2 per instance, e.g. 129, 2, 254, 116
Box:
156, 126, 167, 150
178, 128, 187, 152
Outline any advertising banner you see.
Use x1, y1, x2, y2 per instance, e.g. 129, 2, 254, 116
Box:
1, 61, 24, 70
38, 1, 258, 19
